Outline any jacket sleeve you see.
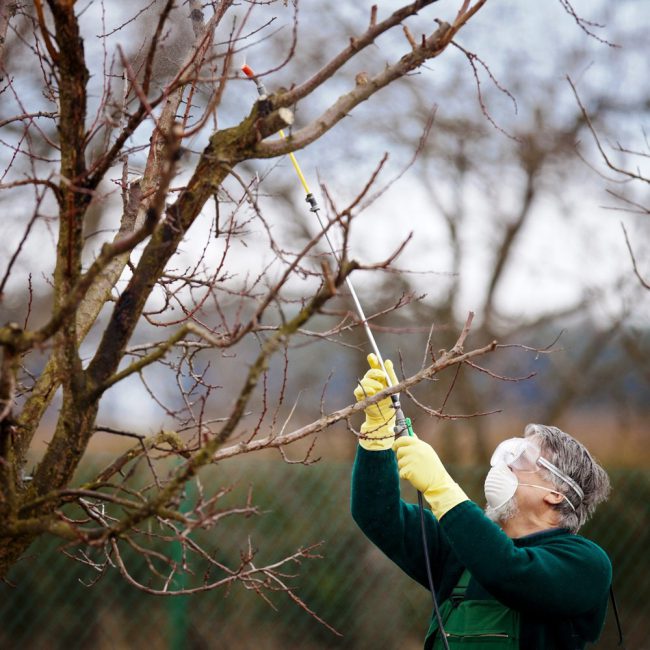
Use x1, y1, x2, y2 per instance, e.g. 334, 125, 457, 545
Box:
440, 500, 612, 616
350, 446, 454, 591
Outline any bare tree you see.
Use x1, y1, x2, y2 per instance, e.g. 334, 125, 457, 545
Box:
0, 0, 506, 618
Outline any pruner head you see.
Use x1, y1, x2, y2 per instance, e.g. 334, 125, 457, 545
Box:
241, 63, 267, 99
241, 64, 255, 79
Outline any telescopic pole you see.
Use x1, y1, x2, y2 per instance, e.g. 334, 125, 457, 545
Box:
241, 64, 414, 438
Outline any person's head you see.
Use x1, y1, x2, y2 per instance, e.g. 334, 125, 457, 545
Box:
484, 423, 610, 534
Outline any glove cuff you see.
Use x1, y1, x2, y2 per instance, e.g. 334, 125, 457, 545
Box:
423, 481, 469, 519
358, 420, 395, 451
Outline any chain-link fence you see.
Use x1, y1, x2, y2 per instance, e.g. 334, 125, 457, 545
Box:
1, 458, 648, 649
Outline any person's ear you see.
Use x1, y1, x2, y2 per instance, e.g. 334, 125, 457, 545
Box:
543, 491, 564, 506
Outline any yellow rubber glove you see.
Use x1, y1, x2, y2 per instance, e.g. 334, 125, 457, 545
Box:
353, 353, 398, 451
393, 435, 469, 518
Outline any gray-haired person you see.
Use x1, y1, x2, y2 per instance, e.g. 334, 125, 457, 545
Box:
351, 355, 612, 649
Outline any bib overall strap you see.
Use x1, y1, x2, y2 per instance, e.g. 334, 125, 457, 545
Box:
449, 568, 471, 605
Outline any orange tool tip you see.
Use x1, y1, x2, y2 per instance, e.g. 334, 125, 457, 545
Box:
241, 64, 255, 78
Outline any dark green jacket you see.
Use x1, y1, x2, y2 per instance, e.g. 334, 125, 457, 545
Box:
351, 448, 611, 649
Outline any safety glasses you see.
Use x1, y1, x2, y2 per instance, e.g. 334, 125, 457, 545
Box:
491, 438, 584, 504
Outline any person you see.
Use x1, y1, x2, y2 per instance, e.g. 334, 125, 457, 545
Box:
351, 354, 612, 649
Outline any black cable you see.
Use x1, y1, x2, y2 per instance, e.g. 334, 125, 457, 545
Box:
610, 585, 627, 648
393, 395, 450, 650
418, 491, 451, 650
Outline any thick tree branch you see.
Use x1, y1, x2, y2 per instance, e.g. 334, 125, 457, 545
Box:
42, 3, 92, 488
253, 20, 454, 159
274, 0, 442, 109
85, 102, 293, 392
47, 0, 90, 280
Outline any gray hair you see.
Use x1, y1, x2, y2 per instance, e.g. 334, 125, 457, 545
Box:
524, 423, 611, 533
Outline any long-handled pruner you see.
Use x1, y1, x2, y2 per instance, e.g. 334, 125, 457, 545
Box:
241, 63, 414, 437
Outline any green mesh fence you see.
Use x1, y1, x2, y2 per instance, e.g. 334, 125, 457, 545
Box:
1, 460, 648, 649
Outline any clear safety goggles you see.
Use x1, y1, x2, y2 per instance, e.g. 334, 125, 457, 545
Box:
490, 438, 584, 504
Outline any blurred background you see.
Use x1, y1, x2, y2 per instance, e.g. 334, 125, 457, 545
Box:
1, 0, 648, 647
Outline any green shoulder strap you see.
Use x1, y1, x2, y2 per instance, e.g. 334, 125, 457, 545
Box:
449, 568, 471, 605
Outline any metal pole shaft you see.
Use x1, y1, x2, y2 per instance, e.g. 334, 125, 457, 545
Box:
304, 195, 390, 380
241, 65, 395, 385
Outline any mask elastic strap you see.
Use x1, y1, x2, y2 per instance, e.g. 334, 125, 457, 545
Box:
518, 483, 577, 513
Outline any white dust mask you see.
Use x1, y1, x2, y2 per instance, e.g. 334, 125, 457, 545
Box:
485, 463, 579, 513
484, 463, 519, 510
